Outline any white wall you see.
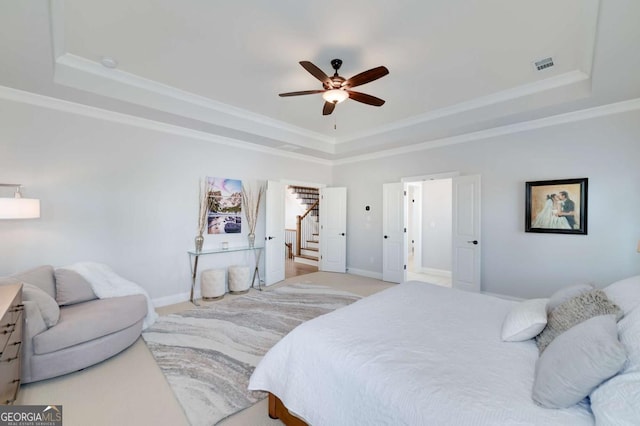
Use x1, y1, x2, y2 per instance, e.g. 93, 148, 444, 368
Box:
421, 179, 452, 272
334, 110, 640, 299
3, 95, 640, 302
0, 97, 331, 304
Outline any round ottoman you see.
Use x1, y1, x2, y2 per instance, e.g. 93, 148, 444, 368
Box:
201, 268, 226, 300
228, 265, 251, 294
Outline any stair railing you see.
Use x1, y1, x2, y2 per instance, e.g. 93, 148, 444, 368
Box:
296, 199, 319, 256
284, 229, 296, 259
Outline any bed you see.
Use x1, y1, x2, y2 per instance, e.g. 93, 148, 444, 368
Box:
249, 281, 631, 425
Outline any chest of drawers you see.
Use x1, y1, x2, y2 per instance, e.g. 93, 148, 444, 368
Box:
0, 284, 23, 405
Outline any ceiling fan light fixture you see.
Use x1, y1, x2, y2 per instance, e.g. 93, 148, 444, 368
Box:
322, 89, 348, 104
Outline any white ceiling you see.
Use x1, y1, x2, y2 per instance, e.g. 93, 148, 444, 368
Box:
1, 0, 639, 161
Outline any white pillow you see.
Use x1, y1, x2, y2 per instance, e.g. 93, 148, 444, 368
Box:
501, 298, 548, 342
590, 371, 640, 426
604, 275, 640, 315
617, 304, 640, 373
22, 282, 60, 328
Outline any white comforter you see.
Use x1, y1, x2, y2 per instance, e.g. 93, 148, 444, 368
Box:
249, 281, 594, 426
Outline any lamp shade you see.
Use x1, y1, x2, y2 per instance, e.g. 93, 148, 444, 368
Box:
322, 89, 349, 104
0, 197, 40, 219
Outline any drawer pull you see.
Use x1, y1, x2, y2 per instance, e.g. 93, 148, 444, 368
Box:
1, 355, 19, 362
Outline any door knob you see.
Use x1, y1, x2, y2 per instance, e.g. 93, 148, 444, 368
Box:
268, 236, 275, 240
467, 240, 478, 245
340, 233, 345, 236
384, 235, 388, 239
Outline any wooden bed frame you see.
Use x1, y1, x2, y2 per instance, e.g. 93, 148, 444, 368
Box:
268, 392, 308, 426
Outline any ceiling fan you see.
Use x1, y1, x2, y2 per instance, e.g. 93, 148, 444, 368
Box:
279, 59, 389, 115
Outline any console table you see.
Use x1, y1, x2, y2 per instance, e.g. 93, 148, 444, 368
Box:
188, 246, 264, 305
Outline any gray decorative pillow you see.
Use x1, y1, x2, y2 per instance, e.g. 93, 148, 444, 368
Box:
536, 289, 622, 353
12, 265, 56, 298
22, 282, 60, 328
546, 284, 593, 314
532, 314, 626, 409
55, 268, 97, 306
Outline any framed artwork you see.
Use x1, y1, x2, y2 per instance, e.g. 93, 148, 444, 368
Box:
525, 178, 588, 235
206, 177, 242, 234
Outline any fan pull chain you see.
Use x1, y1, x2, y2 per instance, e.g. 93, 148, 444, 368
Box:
334, 114, 337, 130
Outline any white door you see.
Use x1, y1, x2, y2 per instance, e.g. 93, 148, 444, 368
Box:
265, 180, 285, 285
452, 175, 481, 292
382, 183, 405, 283
319, 187, 347, 273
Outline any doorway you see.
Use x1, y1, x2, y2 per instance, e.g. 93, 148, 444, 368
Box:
382, 173, 481, 291
284, 184, 319, 279
266, 181, 347, 285
405, 180, 452, 287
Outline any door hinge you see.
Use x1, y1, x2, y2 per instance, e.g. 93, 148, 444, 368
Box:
404, 190, 407, 196
404, 265, 407, 270
404, 227, 407, 233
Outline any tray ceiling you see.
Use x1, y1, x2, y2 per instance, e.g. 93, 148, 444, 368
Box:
1, 0, 639, 161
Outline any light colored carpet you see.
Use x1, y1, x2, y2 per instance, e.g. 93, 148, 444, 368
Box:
142, 283, 361, 425
17, 272, 393, 426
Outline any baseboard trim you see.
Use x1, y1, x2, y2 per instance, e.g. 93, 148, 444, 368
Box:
347, 268, 383, 280
419, 267, 452, 278
481, 291, 524, 302
152, 291, 196, 308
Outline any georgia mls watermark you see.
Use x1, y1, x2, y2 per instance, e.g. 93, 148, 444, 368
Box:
0, 405, 62, 426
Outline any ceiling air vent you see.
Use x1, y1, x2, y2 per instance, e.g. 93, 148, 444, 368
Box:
533, 57, 554, 71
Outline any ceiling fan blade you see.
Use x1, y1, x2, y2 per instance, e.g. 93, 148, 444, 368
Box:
343, 66, 389, 88
279, 90, 326, 97
347, 90, 385, 106
322, 101, 336, 116
300, 61, 331, 85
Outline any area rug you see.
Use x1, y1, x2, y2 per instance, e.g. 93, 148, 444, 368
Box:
142, 283, 361, 425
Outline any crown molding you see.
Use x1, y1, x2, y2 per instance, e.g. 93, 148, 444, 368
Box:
54, 53, 336, 153
333, 97, 640, 165
335, 70, 591, 144
3, 84, 638, 168
0, 85, 333, 166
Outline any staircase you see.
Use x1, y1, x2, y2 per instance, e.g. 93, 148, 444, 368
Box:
296, 232, 319, 266
289, 186, 320, 267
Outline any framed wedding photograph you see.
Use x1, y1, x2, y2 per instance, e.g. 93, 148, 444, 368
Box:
525, 178, 588, 235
